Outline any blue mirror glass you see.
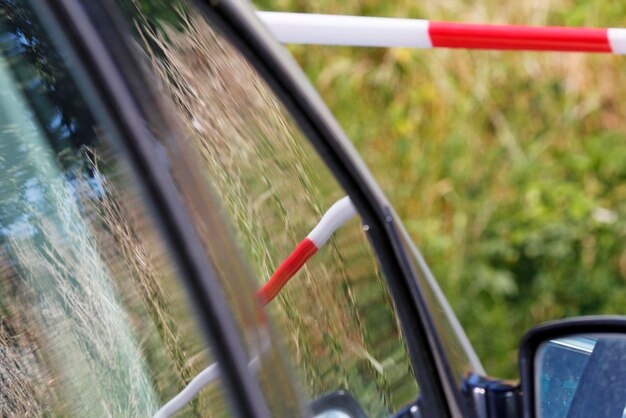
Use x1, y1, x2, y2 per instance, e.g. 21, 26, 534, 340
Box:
536, 334, 626, 418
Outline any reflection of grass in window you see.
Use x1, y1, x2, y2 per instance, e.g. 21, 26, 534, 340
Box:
0, 156, 225, 416
76, 162, 226, 418
135, 6, 418, 415
83, 161, 192, 382
9, 184, 159, 417
77, 159, 216, 416
0, 290, 53, 416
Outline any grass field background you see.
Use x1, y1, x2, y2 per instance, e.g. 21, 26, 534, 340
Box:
254, 0, 626, 379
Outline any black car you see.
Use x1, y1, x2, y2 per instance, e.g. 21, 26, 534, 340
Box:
0, 1, 624, 417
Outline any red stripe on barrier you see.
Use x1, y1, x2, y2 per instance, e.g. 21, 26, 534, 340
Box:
429, 22, 611, 52
257, 238, 318, 305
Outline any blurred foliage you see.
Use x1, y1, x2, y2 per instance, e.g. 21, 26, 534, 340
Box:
254, 0, 626, 378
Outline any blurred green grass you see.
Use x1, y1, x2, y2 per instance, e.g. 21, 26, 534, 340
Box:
255, 0, 626, 378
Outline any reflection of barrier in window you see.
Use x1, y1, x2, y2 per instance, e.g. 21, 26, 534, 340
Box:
153, 354, 264, 418
153, 196, 356, 418
258, 196, 357, 304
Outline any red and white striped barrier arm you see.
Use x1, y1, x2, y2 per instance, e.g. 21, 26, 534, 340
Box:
258, 196, 357, 305
257, 12, 626, 54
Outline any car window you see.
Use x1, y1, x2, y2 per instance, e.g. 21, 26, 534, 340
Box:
0, 4, 230, 417
118, 0, 420, 415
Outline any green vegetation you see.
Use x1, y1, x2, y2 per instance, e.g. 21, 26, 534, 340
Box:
255, 0, 626, 378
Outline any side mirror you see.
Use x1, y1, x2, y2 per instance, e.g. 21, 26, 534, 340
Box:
310, 391, 368, 418
519, 316, 626, 418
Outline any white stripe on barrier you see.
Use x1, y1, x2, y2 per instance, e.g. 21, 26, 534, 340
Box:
153, 363, 219, 418
608, 28, 626, 55
256, 12, 432, 48
307, 196, 357, 248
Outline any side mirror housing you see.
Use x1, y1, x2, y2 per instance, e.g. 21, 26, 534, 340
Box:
519, 316, 626, 418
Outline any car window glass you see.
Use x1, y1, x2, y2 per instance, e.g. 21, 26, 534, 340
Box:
0, 5, 230, 417
120, 0, 420, 415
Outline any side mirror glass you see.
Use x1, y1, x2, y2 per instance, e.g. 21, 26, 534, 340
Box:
310, 391, 368, 418
519, 316, 626, 418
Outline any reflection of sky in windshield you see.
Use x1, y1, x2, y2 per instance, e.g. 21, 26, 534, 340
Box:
0, 29, 103, 241
1, 215, 37, 237
0, 53, 52, 239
